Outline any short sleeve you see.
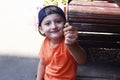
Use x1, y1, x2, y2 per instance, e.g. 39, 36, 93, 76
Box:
39, 40, 45, 61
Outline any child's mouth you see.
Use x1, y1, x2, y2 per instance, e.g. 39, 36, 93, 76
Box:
51, 29, 60, 33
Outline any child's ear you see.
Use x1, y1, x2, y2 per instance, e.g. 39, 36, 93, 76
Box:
38, 27, 44, 34
38, 27, 46, 36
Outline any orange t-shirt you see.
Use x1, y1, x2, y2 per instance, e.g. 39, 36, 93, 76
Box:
39, 37, 78, 80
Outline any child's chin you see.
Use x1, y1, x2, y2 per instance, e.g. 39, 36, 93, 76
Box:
51, 35, 63, 40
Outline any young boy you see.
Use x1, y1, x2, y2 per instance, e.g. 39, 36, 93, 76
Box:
36, 5, 86, 80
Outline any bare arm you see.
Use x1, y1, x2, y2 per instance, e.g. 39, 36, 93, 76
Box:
36, 58, 45, 80
66, 42, 86, 64
63, 24, 87, 64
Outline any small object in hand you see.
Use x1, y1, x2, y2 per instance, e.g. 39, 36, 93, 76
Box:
64, 22, 69, 28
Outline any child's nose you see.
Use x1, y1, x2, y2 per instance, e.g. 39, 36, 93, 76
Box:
51, 22, 56, 28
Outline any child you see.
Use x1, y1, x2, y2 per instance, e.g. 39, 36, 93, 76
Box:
36, 5, 86, 80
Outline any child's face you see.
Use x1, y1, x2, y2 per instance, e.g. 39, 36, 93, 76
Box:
40, 14, 65, 40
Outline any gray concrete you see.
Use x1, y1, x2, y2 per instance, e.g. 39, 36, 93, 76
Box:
0, 55, 39, 80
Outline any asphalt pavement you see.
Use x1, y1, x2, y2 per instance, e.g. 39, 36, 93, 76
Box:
0, 55, 39, 80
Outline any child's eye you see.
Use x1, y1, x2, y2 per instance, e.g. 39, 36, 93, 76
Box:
45, 22, 50, 26
56, 20, 62, 23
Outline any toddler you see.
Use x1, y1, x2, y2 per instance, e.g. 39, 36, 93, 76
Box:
36, 5, 86, 80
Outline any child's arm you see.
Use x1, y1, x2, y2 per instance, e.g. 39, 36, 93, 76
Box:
63, 25, 87, 64
66, 42, 86, 64
36, 58, 45, 80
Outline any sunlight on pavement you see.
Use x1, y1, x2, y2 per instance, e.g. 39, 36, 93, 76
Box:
0, 0, 44, 57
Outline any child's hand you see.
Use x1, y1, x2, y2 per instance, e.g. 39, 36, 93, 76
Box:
63, 23, 78, 45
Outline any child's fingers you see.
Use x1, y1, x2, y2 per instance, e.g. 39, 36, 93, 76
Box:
63, 25, 77, 32
64, 32, 78, 45
63, 23, 78, 45
66, 33, 78, 40
64, 30, 78, 37
63, 25, 77, 37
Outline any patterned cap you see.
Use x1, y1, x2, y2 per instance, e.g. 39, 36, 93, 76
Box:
38, 5, 66, 26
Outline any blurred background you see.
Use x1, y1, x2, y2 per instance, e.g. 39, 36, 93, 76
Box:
0, 0, 45, 57
0, 0, 44, 80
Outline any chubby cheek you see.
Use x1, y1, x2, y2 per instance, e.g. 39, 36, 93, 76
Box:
44, 30, 50, 36
58, 26, 64, 35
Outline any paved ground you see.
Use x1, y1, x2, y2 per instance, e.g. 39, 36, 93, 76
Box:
1, 53, 120, 80
0, 55, 39, 80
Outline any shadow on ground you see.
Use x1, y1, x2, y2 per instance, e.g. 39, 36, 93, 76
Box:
0, 54, 39, 80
